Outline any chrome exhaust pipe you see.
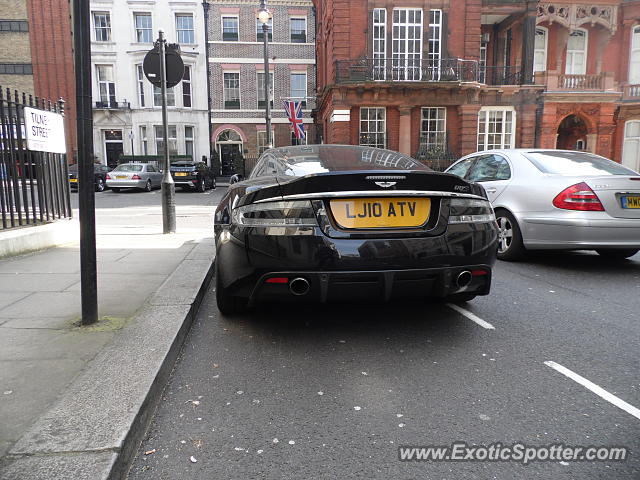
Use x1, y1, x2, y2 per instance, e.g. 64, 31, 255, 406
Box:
456, 271, 472, 288
289, 277, 310, 296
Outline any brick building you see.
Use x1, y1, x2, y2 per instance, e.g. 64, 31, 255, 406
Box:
207, 0, 316, 174
313, 0, 640, 173
0, 0, 76, 157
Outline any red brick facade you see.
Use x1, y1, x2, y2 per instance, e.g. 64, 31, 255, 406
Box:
313, 0, 640, 172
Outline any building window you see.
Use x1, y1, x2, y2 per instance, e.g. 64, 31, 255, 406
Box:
290, 72, 307, 107
630, 26, 640, 84
256, 72, 273, 109
176, 14, 195, 44
96, 65, 116, 107
257, 130, 274, 153
185, 126, 194, 158
136, 65, 145, 107
93, 12, 111, 42
224, 72, 240, 109
565, 29, 588, 75
534, 27, 548, 73
359, 107, 386, 149
392, 8, 423, 81
155, 125, 178, 156
291, 132, 307, 146
622, 120, 640, 172
0, 63, 32, 75
182, 65, 192, 107
290, 17, 306, 43
373, 8, 386, 80
154, 84, 175, 107
477, 107, 515, 150
479, 37, 488, 83
222, 16, 238, 42
134, 13, 153, 43
427, 9, 442, 74
0, 20, 28, 32
140, 126, 148, 155
256, 17, 272, 42
420, 107, 446, 150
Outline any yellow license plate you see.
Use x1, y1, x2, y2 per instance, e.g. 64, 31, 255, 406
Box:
622, 195, 640, 208
330, 197, 430, 229
69, 178, 78, 183
116, 175, 127, 179
175, 172, 188, 177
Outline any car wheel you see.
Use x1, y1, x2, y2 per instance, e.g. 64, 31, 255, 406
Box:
212, 177, 216, 190
111, 188, 120, 193
197, 180, 206, 193
95, 178, 105, 192
595, 248, 639, 260
144, 180, 152, 192
215, 263, 248, 315
444, 293, 477, 303
495, 210, 526, 261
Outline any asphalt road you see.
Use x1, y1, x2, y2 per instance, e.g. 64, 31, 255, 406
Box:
125, 191, 640, 479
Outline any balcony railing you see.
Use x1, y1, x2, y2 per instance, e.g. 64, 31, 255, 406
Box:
335, 58, 478, 84
94, 100, 130, 109
481, 66, 533, 86
557, 74, 604, 90
623, 84, 640, 100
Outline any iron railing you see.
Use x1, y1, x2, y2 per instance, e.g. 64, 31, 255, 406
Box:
94, 100, 130, 109
336, 58, 479, 84
0, 87, 71, 230
413, 143, 460, 172
482, 66, 533, 86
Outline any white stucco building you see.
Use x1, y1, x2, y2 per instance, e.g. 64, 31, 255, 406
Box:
89, 0, 209, 167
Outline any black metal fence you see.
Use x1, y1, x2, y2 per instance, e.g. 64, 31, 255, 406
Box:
0, 87, 71, 230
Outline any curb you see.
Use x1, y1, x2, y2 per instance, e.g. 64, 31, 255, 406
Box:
0, 219, 79, 259
0, 239, 216, 480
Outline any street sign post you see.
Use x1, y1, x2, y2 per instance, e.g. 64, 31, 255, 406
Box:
144, 32, 184, 234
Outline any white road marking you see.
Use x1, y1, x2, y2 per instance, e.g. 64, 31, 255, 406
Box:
446, 303, 495, 330
544, 361, 640, 421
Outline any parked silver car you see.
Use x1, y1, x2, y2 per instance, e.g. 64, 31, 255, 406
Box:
106, 163, 163, 192
445, 149, 640, 260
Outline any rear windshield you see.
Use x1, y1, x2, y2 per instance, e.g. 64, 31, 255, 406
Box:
113, 164, 143, 172
171, 162, 196, 167
524, 151, 637, 176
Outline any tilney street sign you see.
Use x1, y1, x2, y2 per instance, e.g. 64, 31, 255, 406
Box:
24, 107, 66, 154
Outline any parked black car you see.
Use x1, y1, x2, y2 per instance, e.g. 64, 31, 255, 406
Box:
68, 163, 111, 192
214, 145, 499, 314
169, 160, 216, 192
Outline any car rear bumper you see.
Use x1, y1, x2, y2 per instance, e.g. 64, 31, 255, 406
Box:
106, 180, 146, 188
173, 180, 198, 186
520, 215, 640, 249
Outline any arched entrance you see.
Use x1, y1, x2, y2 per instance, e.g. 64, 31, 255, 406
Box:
216, 129, 243, 176
556, 114, 588, 151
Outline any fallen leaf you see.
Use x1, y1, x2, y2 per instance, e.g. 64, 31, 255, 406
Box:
144, 449, 157, 455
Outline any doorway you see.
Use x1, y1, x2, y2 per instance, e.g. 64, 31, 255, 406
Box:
216, 129, 243, 176
556, 115, 588, 151
104, 130, 123, 168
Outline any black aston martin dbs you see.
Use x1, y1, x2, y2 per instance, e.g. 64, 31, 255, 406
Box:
214, 145, 498, 314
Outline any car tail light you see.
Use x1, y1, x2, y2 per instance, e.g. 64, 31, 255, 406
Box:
106, 174, 111, 180
552, 182, 604, 211
448, 198, 495, 224
131, 174, 142, 180
232, 201, 318, 227
266, 277, 289, 284
471, 269, 488, 276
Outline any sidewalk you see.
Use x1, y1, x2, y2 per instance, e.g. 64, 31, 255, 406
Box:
0, 205, 216, 479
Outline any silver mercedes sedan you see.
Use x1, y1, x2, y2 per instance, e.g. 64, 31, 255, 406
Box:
106, 163, 163, 192
445, 149, 640, 261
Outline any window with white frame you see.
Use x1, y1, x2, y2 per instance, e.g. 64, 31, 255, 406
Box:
257, 130, 274, 154
477, 107, 515, 150
136, 65, 145, 107
566, 29, 588, 75
176, 14, 195, 44
182, 65, 191, 108
290, 72, 307, 107
629, 26, 640, 84
93, 12, 111, 41
392, 8, 423, 81
155, 125, 177, 156
224, 72, 240, 109
140, 126, 148, 155
420, 107, 446, 150
373, 8, 387, 80
257, 72, 273, 109
290, 17, 306, 43
222, 16, 239, 41
622, 120, 640, 171
185, 126, 194, 158
134, 13, 152, 43
479, 38, 488, 83
256, 17, 272, 42
427, 9, 442, 79
359, 107, 386, 148
96, 65, 115, 107
534, 27, 548, 73
154, 84, 175, 107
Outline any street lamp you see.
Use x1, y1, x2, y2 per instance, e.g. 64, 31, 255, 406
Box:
258, 2, 272, 148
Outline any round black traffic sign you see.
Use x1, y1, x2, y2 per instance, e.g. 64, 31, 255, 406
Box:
143, 43, 184, 88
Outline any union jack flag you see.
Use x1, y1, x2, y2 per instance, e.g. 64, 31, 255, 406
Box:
283, 100, 305, 140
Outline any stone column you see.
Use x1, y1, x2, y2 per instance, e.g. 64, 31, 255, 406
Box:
521, 9, 536, 84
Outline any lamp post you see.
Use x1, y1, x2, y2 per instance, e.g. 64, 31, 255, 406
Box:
258, 2, 272, 148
